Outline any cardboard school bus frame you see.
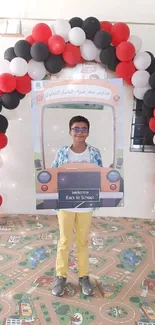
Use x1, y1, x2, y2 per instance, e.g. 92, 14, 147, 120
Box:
32, 79, 124, 209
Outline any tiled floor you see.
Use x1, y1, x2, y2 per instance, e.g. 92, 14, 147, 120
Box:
0, 215, 155, 325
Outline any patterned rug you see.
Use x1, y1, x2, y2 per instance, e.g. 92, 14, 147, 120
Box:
0, 214, 155, 325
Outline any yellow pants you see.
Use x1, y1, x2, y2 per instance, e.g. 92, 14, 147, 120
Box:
56, 210, 92, 278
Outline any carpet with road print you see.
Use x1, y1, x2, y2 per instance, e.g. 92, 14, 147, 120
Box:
0, 215, 155, 325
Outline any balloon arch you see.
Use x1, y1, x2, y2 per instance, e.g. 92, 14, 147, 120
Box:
0, 16, 155, 206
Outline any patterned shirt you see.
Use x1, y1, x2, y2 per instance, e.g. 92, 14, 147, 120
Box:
51, 144, 103, 168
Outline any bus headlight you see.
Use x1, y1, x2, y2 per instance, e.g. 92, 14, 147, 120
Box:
107, 170, 120, 182
37, 171, 51, 184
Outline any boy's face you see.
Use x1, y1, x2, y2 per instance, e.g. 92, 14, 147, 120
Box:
69, 121, 89, 143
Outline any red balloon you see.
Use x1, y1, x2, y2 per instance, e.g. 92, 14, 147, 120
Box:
116, 61, 136, 80
32, 23, 52, 44
63, 43, 81, 66
0, 195, 2, 206
116, 41, 135, 62
48, 35, 66, 55
16, 75, 31, 94
112, 36, 120, 47
149, 117, 155, 132
0, 132, 8, 149
80, 56, 85, 63
25, 35, 35, 45
125, 78, 132, 85
112, 22, 130, 46
100, 21, 113, 33
0, 73, 16, 93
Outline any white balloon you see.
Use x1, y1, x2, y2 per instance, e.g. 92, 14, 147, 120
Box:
53, 19, 71, 39
10, 57, 28, 76
68, 27, 86, 46
0, 59, 11, 74
129, 35, 142, 53
28, 60, 46, 80
153, 135, 155, 145
132, 70, 150, 88
80, 40, 97, 61
0, 156, 3, 168
95, 48, 101, 63
133, 52, 151, 70
133, 86, 150, 100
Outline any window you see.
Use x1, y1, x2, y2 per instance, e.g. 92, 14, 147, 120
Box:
130, 98, 155, 152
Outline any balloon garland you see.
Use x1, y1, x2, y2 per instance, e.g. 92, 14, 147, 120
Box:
0, 16, 155, 207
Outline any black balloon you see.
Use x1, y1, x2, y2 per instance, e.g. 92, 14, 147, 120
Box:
100, 46, 116, 64
143, 89, 155, 108
94, 30, 112, 49
146, 51, 154, 62
100, 46, 119, 71
1, 91, 20, 110
82, 17, 100, 40
0, 115, 8, 133
147, 58, 155, 74
69, 17, 83, 28
142, 103, 154, 117
44, 54, 65, 74
31, 42, 49, 62
149, 72, 155, 88
4, 47, 16, 61
14, 40, 31, 61
0, 102, 2, 113
108, 60, 120, 71
14, 90, 26, 100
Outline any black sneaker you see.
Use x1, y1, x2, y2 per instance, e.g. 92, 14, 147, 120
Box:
79, 276, 94, 296
52, 277, 66, 297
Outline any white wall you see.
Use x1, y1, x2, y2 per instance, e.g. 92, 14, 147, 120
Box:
1, 0, 155, 23
0, 22, 155, 218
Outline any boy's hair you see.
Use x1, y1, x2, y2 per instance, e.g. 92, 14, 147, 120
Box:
69, 116, 90, 131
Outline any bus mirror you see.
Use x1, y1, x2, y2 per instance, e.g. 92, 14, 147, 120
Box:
116, 157, 123, 169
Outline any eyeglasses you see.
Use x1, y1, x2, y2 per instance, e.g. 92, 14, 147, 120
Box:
71, 127, 88, 133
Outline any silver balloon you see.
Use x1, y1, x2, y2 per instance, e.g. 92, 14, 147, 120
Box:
133, 52, 152, 70
10, 57, 28, 76
95, 48, 101, 63
131, 70, 150, 88
80, 40, 97, 61
129, 35, 142, 53
68, 27, 86, 46
133, 86, 150, 100
28, 60, 46, 80
53, 19, 71, 39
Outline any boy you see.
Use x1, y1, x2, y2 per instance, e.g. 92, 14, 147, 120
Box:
52, 115, 103, 297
